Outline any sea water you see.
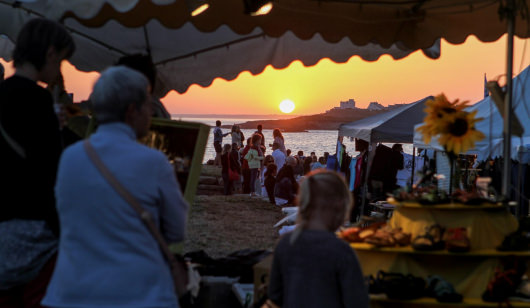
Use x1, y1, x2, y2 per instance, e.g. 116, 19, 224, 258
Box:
175, 117, 414, 163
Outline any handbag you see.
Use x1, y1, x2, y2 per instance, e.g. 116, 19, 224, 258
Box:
227, 153, 240, 181
83, 140, 190, 298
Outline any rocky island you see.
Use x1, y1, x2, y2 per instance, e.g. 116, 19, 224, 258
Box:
227, 108, 391, 131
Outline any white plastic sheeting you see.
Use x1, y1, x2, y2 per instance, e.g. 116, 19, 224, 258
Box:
338, 96, 433, 144
414, 65, 530, 161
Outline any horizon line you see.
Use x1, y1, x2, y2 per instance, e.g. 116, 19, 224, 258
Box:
171, 113, 306, 117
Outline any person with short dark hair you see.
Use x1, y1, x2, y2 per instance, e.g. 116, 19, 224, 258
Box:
297, 150, 304, 160
272, 142, 286, 171
116, 54, 170, 119
213, 120, 229, 166
0, 18, 75, 306
303, 156, 313, 175
254, 124, 266, 153
286, 149, 291, 156
311, 156, 326, 171
264, 163, 277, 205
274, 165, 298, 204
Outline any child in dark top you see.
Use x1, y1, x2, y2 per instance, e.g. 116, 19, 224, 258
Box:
274, 165, 298, 204
264, 163, 277, 205
267, 170, 369, 308
221, 144, 236, 195
230, 143, 242, 193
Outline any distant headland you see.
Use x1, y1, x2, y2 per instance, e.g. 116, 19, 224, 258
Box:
215, 99, 408, 131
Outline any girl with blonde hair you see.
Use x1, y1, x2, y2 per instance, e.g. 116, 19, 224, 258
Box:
266, 170, 369, 308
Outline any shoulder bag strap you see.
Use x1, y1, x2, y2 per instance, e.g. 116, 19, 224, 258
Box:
0, 121, 26, 158
82, 140, 178, 268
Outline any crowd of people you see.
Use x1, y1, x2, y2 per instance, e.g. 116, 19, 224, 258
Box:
0, 18, 186, 308
212, 121, 342, 206
0, 17, 371, 308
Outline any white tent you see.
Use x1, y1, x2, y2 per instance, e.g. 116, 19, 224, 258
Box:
414, 65, 530, 161
338, 96, 433, 143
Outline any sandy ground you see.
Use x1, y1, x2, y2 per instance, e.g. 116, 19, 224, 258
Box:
183, 194, 284, 258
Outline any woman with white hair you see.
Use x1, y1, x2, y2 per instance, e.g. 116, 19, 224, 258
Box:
42, 66, 189, 308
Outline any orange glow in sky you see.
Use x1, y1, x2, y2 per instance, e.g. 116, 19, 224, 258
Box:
1, 35, 528, 115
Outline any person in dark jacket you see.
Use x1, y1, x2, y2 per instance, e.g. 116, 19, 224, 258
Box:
0, 18, 75, 306
264, 163, 278, 205
303, 156, 313, 175
386, 144, 404, 193
221, 144, 237, 195
275, 165, 299, 204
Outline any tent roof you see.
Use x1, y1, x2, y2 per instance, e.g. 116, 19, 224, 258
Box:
50, 0, 530, 51
0, 1, 440, 96
338, 96, 433, 144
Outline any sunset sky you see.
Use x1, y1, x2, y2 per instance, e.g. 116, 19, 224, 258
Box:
1, 35, 529, 116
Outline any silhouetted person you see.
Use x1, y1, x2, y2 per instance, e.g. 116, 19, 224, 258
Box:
117, 54, 171, 119
0, 18, 75, 306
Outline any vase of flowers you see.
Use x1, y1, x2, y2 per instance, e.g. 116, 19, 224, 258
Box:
416, 94, 485, 194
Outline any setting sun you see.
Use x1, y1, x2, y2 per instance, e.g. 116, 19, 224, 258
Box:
279, 99, 295, 113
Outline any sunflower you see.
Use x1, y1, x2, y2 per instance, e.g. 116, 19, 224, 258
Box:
437, 110, 485, 155
417, 94, 469, 144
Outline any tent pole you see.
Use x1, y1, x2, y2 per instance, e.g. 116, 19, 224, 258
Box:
410, 146, 416, 188
501, 0, 515, 201
360, 143, 376, 220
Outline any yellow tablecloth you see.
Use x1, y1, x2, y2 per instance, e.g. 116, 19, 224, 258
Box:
389, 206, 518, 250
354, 205, 521, 300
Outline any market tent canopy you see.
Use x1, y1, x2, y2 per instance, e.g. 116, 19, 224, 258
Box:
0, 0, 440, 97
413, 65, 530, 160
338, 96, 433, 144
49, 0, 530, 50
